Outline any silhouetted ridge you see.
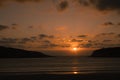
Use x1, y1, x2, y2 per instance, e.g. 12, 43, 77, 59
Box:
91, 47, 120, 57
0, 46, 50, 58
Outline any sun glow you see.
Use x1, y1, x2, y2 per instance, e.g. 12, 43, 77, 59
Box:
73, 71, 78, 74
73, 48, 77, 51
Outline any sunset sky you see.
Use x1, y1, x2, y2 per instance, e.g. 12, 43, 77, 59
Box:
0, 0, 120, 56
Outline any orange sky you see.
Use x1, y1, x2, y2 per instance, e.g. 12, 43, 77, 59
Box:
0, 0, 120, 56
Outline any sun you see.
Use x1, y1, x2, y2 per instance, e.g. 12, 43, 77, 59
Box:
73, 48, 77, 51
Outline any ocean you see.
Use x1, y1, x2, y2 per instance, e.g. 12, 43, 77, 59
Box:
0, 57, 120, 74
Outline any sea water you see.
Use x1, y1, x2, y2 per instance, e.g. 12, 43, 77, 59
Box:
0, 57, 120, 74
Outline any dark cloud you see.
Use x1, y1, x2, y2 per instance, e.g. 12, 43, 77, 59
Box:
38, 45, 49, 48
60, 44, 70, 48
0, 0, 42, 6
49, 35, 54, 38
0, 25, 8, 31
48, 43, 71, 48
78, 0, 120, 11
29, 26, 33, 28
12, 23, 17, 26
11, 23, 18, 29
39, 43, 59, 48
49, 43, 59, 47
71, 39, 83, 42
118, 23, 120, 25
78, 0, 90, 6
77, 35, 87, 38
15, 0, 42, 3
19, 38, 33, 44
0, 38, 18, 43
39, 34, 49, 39
43, 40, 51, 44
30, 36, 37, 40
84, 43, 93, 48
55, 0, 69, 11
79, 43, 93, 48
88, 40, 92, 43
96, 32, 115, 37
103, 22, 114, 26
103, 40, 112, 42
116, 34, 120, 38
39, 34, 54, 39
0, 0, 120, 13
39, 34, 48, 39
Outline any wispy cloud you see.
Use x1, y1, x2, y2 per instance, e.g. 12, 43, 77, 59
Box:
54, 0, 69, 12
15, 0, 42, 3
0, 25, 9, 31
77, 35, 88, 38
0, 38, 18, 43
71, 39, 83, 42
78, 0, 120, 11
0, 0, 42, 6
103, 22, 114, 26
19, 38, 33, 44
39, 34, 54, 39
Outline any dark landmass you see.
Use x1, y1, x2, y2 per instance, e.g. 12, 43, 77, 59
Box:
0, 46, 51, 58
91, 47, 120, 57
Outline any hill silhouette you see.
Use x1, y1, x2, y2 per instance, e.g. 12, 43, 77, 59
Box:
91, 47, 120, 57
0, 46, 50, 58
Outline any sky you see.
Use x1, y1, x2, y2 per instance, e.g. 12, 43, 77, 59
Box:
0, 0, 120, 56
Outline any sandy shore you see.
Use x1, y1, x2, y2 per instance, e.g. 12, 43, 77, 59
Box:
0, 72, 120, 80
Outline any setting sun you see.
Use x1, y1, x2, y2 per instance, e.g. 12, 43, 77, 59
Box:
73, 48, 77, 51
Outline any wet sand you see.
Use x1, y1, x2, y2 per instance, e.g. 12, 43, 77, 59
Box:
0, 72, 120, 80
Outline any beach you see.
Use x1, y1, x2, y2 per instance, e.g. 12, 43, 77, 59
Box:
0, 72, 120, 80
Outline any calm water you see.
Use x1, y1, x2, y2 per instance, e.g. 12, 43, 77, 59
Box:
0, 57, 120, 74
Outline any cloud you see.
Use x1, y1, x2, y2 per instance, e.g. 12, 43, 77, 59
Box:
103, 22, 114, 26
96, 32, 115, 37
0, 38, 18, 43
39, 43, 59, 48
39, 34, 54, 39
116, 34, 120, 38
102, 40, 112, 42
78, 0, 90, 6
39, 34, 48, 39
15, 0, 42, 3
30, 36, 37, 40
0, 0, 42, 6
12, 23, 17, 26
54, 0, 69, 12
19, 38, 33, 44
79, 43, 93, 48
78, 0, 120, 11
49, 43, 59, 47
11, 23, 18, 29
29, 26, 33, 28
43, 40, 51, 44
86, 32, 120, 48
60, 44, 70, 48
0, 25, 8, 31
77, 35, 87, 38
118, 23, 120, 25
71, 39, 83, 42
